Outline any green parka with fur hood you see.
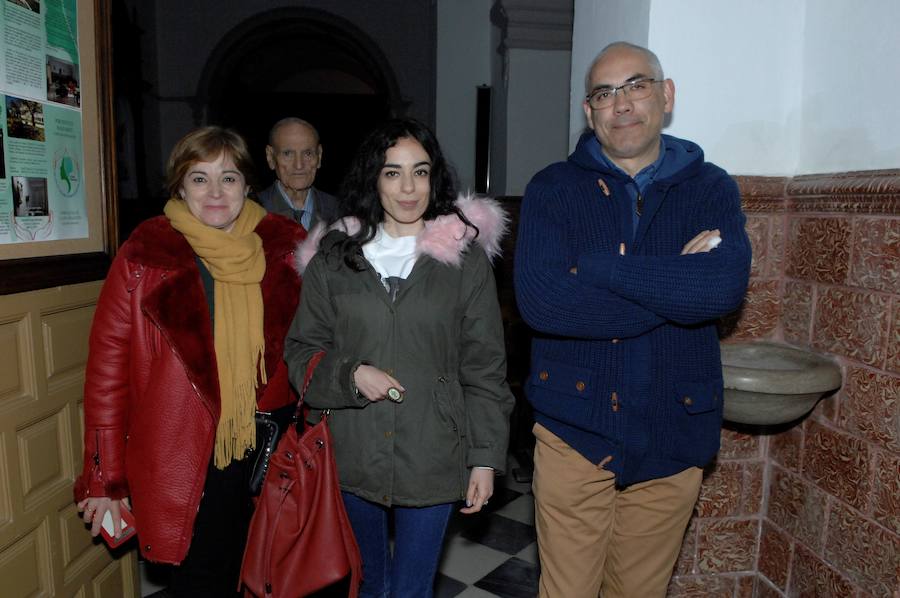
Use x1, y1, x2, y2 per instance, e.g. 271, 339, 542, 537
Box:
285, 194, 514, 507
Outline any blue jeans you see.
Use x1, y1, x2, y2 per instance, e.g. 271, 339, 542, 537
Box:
341, 492, 454, 598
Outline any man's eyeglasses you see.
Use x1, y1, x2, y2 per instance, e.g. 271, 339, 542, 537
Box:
585, 78, 663, 110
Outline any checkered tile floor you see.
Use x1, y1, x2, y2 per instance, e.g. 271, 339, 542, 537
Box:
141, 457, 540, 597
435, 465, 539, 598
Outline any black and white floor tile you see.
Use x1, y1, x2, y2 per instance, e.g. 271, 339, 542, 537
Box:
434, 468, 539, 598
140, 457, 540, 597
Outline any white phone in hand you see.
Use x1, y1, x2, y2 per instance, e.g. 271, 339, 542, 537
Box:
99, 507, 137, 548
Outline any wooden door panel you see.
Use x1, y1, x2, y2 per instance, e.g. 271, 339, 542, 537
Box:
0, 282, 140, 597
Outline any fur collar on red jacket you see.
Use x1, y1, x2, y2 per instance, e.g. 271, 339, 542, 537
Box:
120, 213, 302, 269
117, 214, 304, 410
295, 193, 508, 274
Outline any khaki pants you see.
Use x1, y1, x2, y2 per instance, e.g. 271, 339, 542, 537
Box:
532, 423, 701, 598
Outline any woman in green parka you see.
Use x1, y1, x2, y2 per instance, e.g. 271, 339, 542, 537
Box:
284, 118, 513, 598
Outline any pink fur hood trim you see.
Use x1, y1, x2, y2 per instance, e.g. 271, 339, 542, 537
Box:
295, 193, 508, 274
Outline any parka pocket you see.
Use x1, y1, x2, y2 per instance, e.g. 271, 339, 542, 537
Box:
432, 380, 462, 434
432, 378, 467, 496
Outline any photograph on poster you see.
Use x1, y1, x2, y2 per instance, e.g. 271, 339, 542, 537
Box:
6, 0, 40, 14
6, 96, 45, 141
12, 176, 49, 217
46, 55, 80, 107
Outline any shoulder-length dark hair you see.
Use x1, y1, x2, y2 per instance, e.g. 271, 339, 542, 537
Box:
331, 118, 475, 270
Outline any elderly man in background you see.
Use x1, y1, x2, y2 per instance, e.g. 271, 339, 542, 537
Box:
258, 117, 339, 231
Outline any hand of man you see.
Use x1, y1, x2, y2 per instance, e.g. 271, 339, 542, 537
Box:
681, 229, 722, 255
353, 364, 405, 402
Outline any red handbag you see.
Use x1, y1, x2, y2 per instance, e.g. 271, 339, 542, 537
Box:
241, 352, 362, 597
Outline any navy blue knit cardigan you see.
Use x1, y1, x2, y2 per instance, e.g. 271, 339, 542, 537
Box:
514, 132, 751, 486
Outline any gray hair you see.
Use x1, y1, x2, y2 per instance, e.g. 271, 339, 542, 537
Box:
267, 117, 320, 146
585, 42, 665, 93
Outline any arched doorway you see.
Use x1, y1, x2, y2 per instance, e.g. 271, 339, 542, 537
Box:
196, 8, 404, 195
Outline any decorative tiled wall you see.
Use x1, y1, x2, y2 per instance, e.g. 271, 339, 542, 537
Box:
669, 170, 899, 597
668, 427, 764, 597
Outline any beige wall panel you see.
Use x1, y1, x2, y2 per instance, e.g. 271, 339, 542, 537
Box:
18, 408, 72, 512
0, 315, 37, 412
0, 518, 53, 597
42, 304, 95, 396
60, 502, 105, 582
58, 504, 140, 598
0, 282, 137, 595
0, 435, 9, 531
92, 554, 137, 598
71, 400, 86, 479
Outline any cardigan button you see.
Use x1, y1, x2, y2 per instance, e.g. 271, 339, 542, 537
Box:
611, 338, 620, 344
683, 396, 693, 406
575, 381, 586, 392
539, 371, 549, 381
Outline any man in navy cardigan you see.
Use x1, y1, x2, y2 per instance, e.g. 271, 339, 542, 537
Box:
514, 42, 751, 598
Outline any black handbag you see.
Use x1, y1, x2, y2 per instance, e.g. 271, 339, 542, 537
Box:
249, 413, 280, 495
248, 403, 295, 495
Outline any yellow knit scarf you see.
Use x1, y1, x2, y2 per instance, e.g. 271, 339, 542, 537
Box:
164, 198, 268, 469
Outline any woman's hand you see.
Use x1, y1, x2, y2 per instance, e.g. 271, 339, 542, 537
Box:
460, 468, 494, 514
77, 496, 131, 538
353, 364, 405, 402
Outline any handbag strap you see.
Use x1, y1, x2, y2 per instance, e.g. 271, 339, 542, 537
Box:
293, 351, 326, 422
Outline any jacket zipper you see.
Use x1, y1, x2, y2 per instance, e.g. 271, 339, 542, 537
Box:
87, 430, 102, 495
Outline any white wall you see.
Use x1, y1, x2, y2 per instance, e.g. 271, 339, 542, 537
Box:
436, 0, 493, 192
569, 0, 650, 150
648, 0, 804, 175
798, 0, 900, 173
571, 0, 900, 176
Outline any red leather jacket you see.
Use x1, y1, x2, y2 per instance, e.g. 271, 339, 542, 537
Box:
73, 214, 304, 564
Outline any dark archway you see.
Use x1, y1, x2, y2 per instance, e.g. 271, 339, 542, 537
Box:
195, 8, 405, 195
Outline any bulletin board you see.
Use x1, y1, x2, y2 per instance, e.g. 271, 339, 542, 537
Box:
0, 0, 116, 294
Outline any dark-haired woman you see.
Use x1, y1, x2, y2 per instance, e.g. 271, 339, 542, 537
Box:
285, 118, 513, 597
74, 126, 304, 596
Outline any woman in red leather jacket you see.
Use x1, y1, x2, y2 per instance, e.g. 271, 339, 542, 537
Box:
73, 126, 304, 596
